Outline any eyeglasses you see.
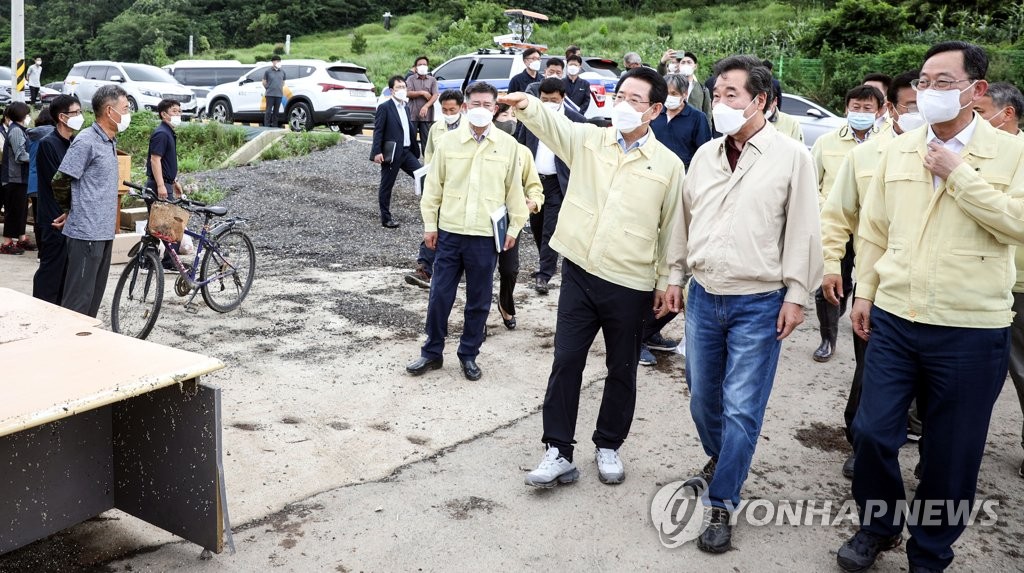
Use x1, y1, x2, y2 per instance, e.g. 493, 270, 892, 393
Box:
911, 78, 973, 91
613, 95, 650, 106
895, 103, 919, 113
467, 101, 495, 110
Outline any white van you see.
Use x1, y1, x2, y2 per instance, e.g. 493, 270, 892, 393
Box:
163, 60, 256, 118
63, 61, 198, 117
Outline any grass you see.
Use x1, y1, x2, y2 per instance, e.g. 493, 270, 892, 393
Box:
258, 131, 341, 162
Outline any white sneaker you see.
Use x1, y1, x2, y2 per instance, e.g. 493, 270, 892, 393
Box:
596, 447, 625, 484
525, 446, 579, 488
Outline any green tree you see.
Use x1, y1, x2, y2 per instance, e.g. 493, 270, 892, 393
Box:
799, 0, 912, 56
351, 32, 368, 55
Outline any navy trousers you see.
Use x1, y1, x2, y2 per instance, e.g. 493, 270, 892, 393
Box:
378, 146, 421, 223
32, 223, 67, 305
541, 260, 651, 461
852, 306, 1008, 570
421, 231, 497, 362
529, 175, 563, 282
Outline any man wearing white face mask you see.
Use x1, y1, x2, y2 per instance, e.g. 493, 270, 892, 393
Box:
973, 81, 1023, 137
562, 54, 591, 115
57, 85, 129, 317
809, 85, 885, 363
147, 99, 184, 201
663, 55, 821, 553
841, 42, 1024, 573
371, 75, 422, 228
406, 56, 438, 155
509, 48, 543, 94
819, 70, 921, 480
500, 67, 684, 490
32, 94, 82, 304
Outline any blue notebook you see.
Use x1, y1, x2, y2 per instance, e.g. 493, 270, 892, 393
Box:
490, 205, 508, 253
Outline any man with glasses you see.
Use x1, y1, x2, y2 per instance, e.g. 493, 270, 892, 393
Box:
405, 82, 528, 382
500, 67, 684, 489
509, 48, 543, 95
662, 55, 821, 554
838, 42, 1024, 573
820, 70, 921, 480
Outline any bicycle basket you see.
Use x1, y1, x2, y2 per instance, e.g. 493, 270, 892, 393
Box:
149, 202, 189, 242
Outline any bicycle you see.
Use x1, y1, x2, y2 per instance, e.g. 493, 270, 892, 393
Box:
111, 181, 256, 339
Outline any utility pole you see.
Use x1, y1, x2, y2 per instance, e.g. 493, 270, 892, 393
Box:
11, 0, 25, 102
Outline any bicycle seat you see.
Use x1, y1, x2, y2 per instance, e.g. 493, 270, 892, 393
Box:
195, 205, 228, 217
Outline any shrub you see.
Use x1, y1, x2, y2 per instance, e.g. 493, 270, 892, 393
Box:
352, 32, 368, 55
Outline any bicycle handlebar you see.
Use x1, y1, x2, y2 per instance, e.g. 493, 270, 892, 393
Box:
122, 180, 207, 208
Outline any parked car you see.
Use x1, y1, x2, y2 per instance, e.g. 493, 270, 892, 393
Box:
381, 49, 620, 125
63, 61, 197, 117
779, 93, 846, 148
163, 60, 256, 119
204, 59, 376, 134
40, 81, 63, 105
0, 67, 12, 107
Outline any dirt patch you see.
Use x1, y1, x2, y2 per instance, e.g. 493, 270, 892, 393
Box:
281, 417, 303, 425
443, 496, 501, 520
369, 421, 393, 432
332, 294, 424, 338
328, 421, 351, 431
794, 421, 850, 453
406, 434, 430, 446
232, 422, 264, 432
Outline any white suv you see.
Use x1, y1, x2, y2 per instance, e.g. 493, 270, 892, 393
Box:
204, 59, 377, 134
63, 61, 197, 117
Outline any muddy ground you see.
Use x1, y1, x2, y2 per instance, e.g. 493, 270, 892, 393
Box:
1, 140, 1022, 572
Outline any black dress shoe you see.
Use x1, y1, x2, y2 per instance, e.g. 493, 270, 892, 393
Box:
460, 359, 482, 381
382, 220, 400, 228
837, 530, 902, 572
813, 339, 835, 362
697, 507, 732, 553
406, 356, 442, 376
498, 304, 516, 330
842, 454, 855, 479
534, 277, 549, 295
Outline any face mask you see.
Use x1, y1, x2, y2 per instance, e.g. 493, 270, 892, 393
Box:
712, 98, 757, 136
765, 107, 777, 121
272, 63, 280, 70
542, 101, 562, 113
679, 64, 695, 77
416, 65, 428, 76
566, 65, 580, 76
442, 112, 460, 125
918, 81, 976, 125
896, 111, 926, 133
847, 111, 876, 132
985, 107, 1009, 130
111, 109, 131, 133
466, 107, 492, 128
611, 100, 650, 133
169, 115, 182, 127
668, 64, 679, 74
394, 89, 408, 102
494, 119, 516, 135
66, 114, 85, 131
665, 95, 683, 110
527, 60, 541, 72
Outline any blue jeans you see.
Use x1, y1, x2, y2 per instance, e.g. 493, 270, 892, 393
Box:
685, 280, 785, 509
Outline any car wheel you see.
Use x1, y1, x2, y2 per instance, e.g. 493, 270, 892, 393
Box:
340, 124, 362, 136
210, 100, 232, 124
328, 124, 341, 132
127, 97, 139, 113
287, 101, 313, 131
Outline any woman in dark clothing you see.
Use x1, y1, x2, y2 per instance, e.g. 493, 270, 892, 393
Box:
1, 102, 34, 255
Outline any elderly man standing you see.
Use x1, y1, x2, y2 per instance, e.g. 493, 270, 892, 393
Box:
58, 85, 130, 317
405, 82, 527, 381
619, 52, 643, 78
838, 42, 1024, 573
663, 55, 822, 554
500, 67, 684, 489
406, 56, 438, 156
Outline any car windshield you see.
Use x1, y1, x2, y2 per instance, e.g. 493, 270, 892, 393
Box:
584, 59, 621, 78
327, 67, 371, 83
121, 64, 180, 84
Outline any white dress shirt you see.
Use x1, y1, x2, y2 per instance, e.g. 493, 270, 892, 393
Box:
394, 98, 411, 148
927, 116, 977, 189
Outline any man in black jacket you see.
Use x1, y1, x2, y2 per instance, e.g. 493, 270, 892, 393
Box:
371, 75, 421, 228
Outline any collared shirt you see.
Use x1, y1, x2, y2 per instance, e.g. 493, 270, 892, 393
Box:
423, 116, 461, 164
517, 94, 684, 292
393, 98, 411, 148
406, 73, 438, 122
146, 121, 178, 184
811, 125, 869, 209
263, 67, 286, 97
35, 129, 73, 224
820, 127, 898, 275
927, 117, 978, 188
535, 139, 557, 175
421, 122, 528, 238
857, 115, 1024, 327
59, 122, 119, 242
667, 122, 823, 305
616, 129, 650, 154
471, 125, 490, 144
562, 76, 591, 114
650, 105, 712, 168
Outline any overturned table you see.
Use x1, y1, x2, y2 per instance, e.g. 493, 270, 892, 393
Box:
0, 288, 233, 556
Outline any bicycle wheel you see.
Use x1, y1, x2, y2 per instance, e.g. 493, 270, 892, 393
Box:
200, 229, 255, 313
111, 249, 164, 339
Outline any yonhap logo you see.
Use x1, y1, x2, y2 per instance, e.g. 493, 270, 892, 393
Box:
650, 478, 710, 548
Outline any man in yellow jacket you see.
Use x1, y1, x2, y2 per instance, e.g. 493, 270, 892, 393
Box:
820, 70, 921, 480
810, 84, 885, 362
499, 67, 684, 490
405, 82, 528, 382
838, 42, 1024, 573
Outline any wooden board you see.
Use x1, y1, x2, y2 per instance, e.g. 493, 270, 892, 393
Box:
0, 287, 101, 345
